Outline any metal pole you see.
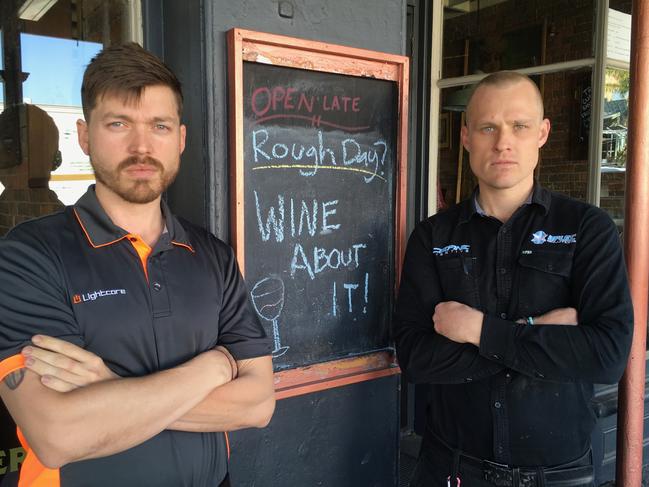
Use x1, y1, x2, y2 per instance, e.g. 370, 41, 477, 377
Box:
616, 1, 649, 485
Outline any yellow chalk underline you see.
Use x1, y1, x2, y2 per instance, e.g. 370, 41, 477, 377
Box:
251, 164, 386, 182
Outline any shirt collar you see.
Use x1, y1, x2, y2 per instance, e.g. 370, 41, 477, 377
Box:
73, 185, 193, 250
458, 182, 551, 223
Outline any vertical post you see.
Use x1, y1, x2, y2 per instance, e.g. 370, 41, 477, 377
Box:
616, 1, 649, 485
0, 1, 23, 167
1, 1, 23, 106
427, 0, 444, 217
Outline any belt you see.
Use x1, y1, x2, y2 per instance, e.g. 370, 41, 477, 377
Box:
428, 434, 594, 487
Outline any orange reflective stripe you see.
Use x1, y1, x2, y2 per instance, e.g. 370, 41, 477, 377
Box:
17, 451, 60, 487
16, 427, 27, 448
126, 234, 152, 282
224, 432, 230, 459
0, 354, 25, 381
171, 241, 195, 253
16, 429, 60, 487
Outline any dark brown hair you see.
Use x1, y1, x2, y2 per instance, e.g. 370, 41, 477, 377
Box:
81, 42, 183, 121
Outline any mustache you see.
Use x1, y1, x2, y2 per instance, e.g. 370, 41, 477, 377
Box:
117, 156, 164, 171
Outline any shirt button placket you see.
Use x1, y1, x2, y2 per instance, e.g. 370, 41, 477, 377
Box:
495, 223, 513, 324
148, 255, 171, 316
493, 376, 509, 464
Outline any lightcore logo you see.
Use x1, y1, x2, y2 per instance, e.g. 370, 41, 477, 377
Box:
72, 289, 127, 304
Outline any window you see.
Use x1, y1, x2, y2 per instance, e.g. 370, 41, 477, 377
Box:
0, 1, 142, 236
436, 0, 597, 209
598, 1, 632, 230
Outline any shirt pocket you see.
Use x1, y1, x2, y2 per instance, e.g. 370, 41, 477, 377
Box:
517, 249, 573, 316
436, 255, 480, 308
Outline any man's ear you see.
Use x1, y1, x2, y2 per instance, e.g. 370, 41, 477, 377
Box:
461, 125, 470, 153
77, 119, 90, 156
538, 118, 551, 148
179, 124, 187, 155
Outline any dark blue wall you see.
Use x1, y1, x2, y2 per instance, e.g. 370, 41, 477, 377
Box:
144, 2, 407, 486
229, 376, 400, 486
148, 0, 406, 240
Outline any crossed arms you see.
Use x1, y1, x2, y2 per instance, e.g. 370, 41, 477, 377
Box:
0, 337, 274, 469
432, 301, 578, 347
0, 238, 275, 470
394, 207, 633, 385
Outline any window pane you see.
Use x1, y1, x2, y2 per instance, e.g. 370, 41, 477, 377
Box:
0, 0, 139, 237
537, 69, 592, 202
437, 68, 593, 207
436, 89, 468, 207
21, 34, 102, 205
442, 0, 595, 78
599, 67, 629, 230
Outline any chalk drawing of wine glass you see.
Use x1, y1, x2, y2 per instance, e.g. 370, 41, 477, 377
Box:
251, 276, 289, 357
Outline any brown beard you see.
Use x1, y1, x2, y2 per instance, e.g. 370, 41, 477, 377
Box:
92, 155, 178, 204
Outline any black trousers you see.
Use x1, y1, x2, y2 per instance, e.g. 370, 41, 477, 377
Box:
409, 435, 595, 487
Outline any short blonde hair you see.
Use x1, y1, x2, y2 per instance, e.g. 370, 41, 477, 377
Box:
465, 71, 544, 122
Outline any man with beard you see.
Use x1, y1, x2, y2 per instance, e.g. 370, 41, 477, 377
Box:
0, 43, 274, 487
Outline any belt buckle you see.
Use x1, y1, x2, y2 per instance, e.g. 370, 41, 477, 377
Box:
519, 471, 537, 487
482, 461, 513, 487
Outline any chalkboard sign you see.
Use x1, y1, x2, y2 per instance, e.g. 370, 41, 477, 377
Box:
229, 29, 408, 378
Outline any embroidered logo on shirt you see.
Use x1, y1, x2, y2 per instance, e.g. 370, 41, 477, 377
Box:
433, 244, 470, 256
72, 289, 127, 304
530, 231, 576, 245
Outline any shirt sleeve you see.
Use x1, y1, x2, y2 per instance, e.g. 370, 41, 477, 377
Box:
214, 240, 272, 361
479, 206, 633, 384
393, 220, 505, 384
0, 235, 84, 373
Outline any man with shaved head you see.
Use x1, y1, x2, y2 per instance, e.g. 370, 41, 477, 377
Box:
394, 71, 632, 486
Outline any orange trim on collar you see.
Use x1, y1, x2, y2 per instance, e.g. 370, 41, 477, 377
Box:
73, 208, 126, 248
224, 432, 230, 459
126, 235, 152, 282
171, 241, 195, 253
0, 354, 25, 382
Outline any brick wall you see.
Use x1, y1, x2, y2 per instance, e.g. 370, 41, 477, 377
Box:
600, 172, 626, 223
438, 0, 596, 208
0, 163, 65, 236
0, 105, 65, 236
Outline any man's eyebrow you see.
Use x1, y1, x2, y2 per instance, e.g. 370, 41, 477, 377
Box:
100, 113, 178, 124
100, 112, 134, 122
151, 116, 178, 124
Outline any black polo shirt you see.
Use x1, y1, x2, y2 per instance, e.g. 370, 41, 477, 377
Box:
0, 186, 271, 486
394, 184, 633, 467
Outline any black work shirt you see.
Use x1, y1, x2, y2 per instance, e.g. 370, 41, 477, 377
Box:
0, 186, 272, 486
394, 184, 633, 467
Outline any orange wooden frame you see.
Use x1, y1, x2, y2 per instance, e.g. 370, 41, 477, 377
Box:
274, 351, 401, 400
227, 28, 408, 399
